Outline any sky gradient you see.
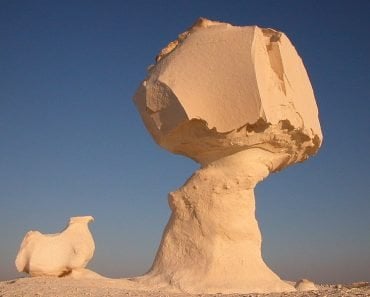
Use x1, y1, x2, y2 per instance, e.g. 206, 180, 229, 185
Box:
1, 0, 369, 283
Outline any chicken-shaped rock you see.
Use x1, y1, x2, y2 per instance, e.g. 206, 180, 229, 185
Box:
15, 216, 95, 277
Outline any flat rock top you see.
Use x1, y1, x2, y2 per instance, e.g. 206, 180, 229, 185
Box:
1, 277, 369, 297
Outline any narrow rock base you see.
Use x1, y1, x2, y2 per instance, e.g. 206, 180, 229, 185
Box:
135, 149, 295, 294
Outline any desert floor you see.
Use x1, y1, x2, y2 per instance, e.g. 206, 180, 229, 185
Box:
1, 277, 369, 297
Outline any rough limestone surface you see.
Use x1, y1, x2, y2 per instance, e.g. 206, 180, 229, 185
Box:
295, 279, 318, 291
15, 216, 95, 277
133, 18, 323, 294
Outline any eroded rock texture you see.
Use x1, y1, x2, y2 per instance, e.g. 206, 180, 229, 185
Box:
135, 18, 322, 166
15, 216, 95, 277
133, 18, 323, 293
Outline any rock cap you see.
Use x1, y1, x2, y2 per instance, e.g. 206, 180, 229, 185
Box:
134, 18, 322, 167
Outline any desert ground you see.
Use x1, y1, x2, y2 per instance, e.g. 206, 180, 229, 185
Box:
0, 277, 369, 297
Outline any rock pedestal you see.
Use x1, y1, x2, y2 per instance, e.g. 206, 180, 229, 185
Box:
138, 149, 294, 293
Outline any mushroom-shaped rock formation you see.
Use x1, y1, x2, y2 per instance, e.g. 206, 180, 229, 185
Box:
15, 216, 95, 277
133, 18, 322, 294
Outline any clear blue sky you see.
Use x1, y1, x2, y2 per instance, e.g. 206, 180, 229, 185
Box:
1, 0, 369, 284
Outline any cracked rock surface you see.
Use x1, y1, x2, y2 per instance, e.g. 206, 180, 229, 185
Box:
134, 18, 322, 166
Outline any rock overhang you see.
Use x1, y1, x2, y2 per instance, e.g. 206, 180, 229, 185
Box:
134, 18, 322, 167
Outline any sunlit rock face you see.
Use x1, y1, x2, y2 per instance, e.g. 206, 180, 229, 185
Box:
15, 216, 95, 277
133, 18, 322, 294
135, 18, 322, 166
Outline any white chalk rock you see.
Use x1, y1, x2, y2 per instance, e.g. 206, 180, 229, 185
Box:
133, 18, 322, 294
15, 216, 95, 277
295, 279, 318, 291
135, 18, 322, 166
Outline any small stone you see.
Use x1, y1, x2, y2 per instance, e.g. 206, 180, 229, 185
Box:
295, 279, 318, 291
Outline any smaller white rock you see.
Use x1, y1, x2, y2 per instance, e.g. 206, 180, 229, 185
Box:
15, 216, 95, 277
295, 279, 318, 291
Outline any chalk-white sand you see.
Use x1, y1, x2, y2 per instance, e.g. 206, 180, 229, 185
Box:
1, 277, 369, 297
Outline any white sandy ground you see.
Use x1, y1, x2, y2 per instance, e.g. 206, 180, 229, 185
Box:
1, 277, 369, 297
